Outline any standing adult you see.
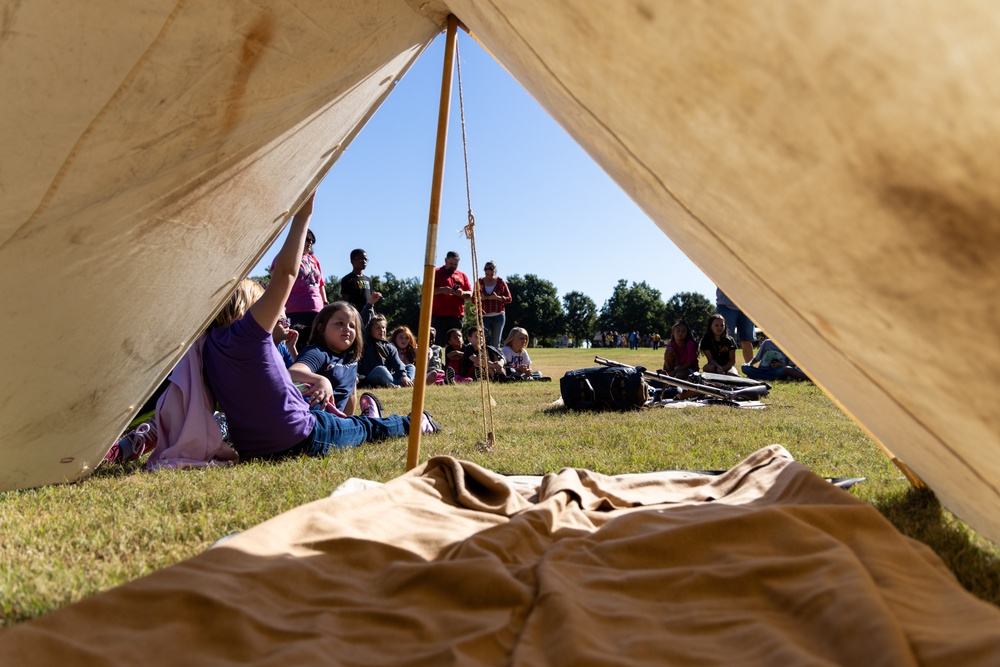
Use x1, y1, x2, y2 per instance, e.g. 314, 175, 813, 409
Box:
477, 261, 512, 348
715, 287, 754, 364
340, 248, 375, 313
432, 251, 472, 346
273, 228, 327, 338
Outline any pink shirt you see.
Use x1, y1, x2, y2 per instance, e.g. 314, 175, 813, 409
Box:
275, 253, 325, 313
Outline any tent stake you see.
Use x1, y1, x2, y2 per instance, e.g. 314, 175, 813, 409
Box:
407, 14, 459, 471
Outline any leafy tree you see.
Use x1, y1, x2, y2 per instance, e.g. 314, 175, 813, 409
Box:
599, 279, 667, 335
370, 273, 423, 333
505, 274, 565, 345
663, 291, 715, 339
563, 291, 597, 348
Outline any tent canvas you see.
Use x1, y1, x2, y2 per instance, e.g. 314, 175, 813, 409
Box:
2, 0, 1000, 542
3, 447, 1000, 664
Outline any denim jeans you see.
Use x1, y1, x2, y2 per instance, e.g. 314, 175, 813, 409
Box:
365, 365, 413, 387
483, 313, 505, 348
287, 407, 410, 456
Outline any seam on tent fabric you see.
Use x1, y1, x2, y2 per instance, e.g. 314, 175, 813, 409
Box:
475, 0, 994, 496
5, 0, 189, 247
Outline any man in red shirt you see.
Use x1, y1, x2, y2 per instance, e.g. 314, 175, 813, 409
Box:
432, 251, 472, 346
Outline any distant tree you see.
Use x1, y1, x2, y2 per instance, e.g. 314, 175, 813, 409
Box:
371, 273, 423, 333
563, 291, 597, 348
505, 274, 565, 345
599, 279, 667, 335
663, 291, 715, 339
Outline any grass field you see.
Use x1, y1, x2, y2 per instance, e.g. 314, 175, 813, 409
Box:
2, 347, 999, 626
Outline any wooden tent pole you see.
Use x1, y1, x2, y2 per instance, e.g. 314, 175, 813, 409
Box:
407, 15, 458, 471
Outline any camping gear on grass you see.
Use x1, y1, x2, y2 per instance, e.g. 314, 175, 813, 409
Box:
560, 364, 650, 411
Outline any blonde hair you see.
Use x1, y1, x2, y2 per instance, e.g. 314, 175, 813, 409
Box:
211, 278, 264, 329
503, 327, 529, 347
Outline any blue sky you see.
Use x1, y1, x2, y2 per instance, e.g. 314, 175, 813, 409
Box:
252, 33, 715, 308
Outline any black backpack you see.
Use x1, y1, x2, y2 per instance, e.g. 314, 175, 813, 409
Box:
560, 366, 649, 411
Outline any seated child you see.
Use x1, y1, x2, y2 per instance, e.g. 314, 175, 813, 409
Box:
662, 319, 698, 378
700, 313, 739, 376
500, 327, 548, 380
272, 311, 299, 368
359, 310, 415, 388
743, 338, 809, 381
444, 328, 471, 383
459, 325, 506, 381
391, 324, 443, 385
201, 193, 438, 461
289, 302, 362, 413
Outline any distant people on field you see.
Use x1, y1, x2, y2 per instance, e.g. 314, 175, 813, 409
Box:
651, 332, 661, 350
478, 260, 512, 348
716, 287, 754, 365
340, 248, 375, 313
274, 228, 327, 339
743, 339, 809, 381
432, 251, 472, 347
662, 320, 698, 378
700, 313, 739, 376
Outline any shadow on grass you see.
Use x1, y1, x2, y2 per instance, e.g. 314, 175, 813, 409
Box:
874, 488, 1000, 607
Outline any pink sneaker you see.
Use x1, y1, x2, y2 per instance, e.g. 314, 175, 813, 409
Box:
358, 392, 383, 419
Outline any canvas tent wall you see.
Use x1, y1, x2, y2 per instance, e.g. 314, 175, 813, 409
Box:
2, 1, 1000, 542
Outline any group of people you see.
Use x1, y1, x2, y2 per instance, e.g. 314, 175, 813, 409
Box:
659, 289, 807, 381
191, 193, 550, 465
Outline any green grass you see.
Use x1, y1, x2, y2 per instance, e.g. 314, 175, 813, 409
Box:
2, 347, 998, 625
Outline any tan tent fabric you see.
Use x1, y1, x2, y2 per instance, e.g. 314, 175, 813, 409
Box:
0, 0, 442, 489
2, 446, 999, 664
2, 0, 1000, 543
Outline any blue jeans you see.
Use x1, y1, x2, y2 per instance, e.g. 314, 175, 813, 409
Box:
483, 313, 505, 348
286, 407, 410, 456
717, 304, 754, 343
365, 365, 413, 387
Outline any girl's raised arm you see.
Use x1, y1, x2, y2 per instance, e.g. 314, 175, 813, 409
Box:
250, 192, 315, 332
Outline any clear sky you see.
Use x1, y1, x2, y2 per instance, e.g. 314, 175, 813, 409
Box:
252, 33, 715, 308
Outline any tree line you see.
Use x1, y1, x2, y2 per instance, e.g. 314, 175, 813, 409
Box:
319, 274, 715, 347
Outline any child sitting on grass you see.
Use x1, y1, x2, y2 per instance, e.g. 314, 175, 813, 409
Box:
444, 328, 471, 383
359, 311, 415, 389
392, 325, 443, 385
743, 338, 809, 381
200, 192, 438, 460
500, 327, 550, 381
662, 319, 698, 378
700, 313, 739, 376
289, 301, 363, 414
460, 325, 506, 381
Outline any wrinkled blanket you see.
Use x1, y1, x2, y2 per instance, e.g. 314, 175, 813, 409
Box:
3, 445, 999, 665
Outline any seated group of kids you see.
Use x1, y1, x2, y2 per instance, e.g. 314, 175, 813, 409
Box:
660, 315, 807, 381
137, 194, 446, 467
443, 326, 549, 383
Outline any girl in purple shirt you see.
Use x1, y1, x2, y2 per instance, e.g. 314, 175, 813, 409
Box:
203, 193, 437, 459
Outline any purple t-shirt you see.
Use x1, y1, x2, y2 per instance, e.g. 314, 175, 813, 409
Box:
203, 314, 314, 458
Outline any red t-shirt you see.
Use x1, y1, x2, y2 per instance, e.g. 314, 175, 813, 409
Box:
433, 267, 471, 317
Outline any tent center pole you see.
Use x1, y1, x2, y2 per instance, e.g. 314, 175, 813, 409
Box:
407, 14, 459, 471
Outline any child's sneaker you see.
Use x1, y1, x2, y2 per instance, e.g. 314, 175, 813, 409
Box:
421, 411, 443, 434
103, 421, 158, 464
444, 366, 456, 385
359, 392, 383, 419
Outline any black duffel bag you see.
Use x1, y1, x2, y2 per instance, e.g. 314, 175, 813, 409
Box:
560, 366, 649, 411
